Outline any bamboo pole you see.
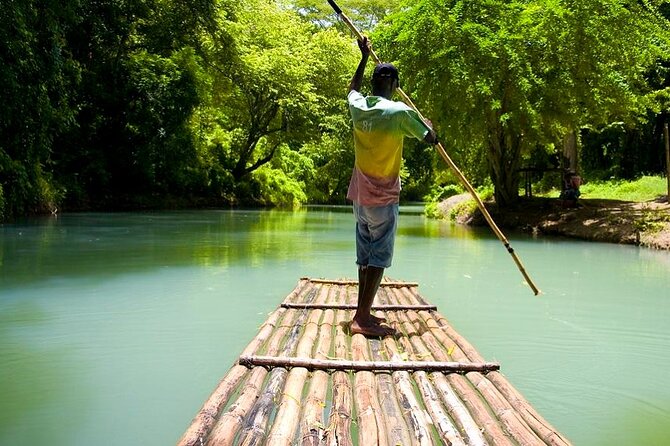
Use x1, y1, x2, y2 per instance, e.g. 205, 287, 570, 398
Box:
324, 307, 354, 446
206, 306, 305, 445
389, 288, 512, 445
235, 284, 320, 446
266, 284, 330, 445
369, 339, 413, 446
300, 309, 335, 445
378, 289, 467, 446
327, 0, 540, 295
381, 334, 437, 446
304, 277, 418, 287
238, 355, 499, 373
281, 302, 436, 311
176, 306, 287, 446
351, 332, 387, 446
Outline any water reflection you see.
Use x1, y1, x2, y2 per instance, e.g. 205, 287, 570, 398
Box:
1, 208, 669, 446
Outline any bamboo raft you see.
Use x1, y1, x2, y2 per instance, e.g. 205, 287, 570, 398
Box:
177, 278, 571, 446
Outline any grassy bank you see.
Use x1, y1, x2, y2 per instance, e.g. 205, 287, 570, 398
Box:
545, 175, 668, 202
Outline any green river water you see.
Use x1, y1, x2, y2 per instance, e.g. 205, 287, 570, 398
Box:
1, 208, 669, 445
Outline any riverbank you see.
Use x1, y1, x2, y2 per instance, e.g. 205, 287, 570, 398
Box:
437, 194, 670, 250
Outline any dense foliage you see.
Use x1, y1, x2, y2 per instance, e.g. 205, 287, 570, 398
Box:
1, 0, 669, 220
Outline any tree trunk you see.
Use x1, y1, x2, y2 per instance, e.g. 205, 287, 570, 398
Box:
488, 119, 522, 208
562, 130, 578, 171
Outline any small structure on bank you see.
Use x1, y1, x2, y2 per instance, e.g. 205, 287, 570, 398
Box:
177, 278, 571, 446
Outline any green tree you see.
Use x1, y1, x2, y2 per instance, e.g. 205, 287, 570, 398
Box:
193, 0, 355, 205
375, 0, 670, 206
48, 0, 215, 208
0, 0, 80, 218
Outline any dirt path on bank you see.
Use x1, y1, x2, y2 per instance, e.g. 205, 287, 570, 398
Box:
439, 194, 670, 250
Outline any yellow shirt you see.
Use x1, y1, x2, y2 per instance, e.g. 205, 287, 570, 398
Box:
347, 90, 429, 205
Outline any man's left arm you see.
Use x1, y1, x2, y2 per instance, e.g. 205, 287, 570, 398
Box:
349, 37, 371, 92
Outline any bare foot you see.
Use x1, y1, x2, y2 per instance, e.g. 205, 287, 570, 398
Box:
350, 319, 395, 337
370, 314, 386, 324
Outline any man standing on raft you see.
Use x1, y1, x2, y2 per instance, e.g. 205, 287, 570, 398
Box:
347, 37, 438, 337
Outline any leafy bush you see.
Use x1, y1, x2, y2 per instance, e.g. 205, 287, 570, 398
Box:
424, 184, 465, 203
251, 166, 307, 209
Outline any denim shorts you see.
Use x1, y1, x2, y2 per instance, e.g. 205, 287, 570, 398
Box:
353, 203, 399, 269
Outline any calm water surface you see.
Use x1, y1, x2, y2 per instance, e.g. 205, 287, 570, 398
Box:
1, 209, 669, 445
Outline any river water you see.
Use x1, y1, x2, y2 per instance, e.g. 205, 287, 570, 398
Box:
1, 208, 669, 445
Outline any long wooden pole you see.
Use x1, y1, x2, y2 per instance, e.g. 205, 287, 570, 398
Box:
327, 0, 540, 295
239, 355, 500, 373
281, 302, 437, 311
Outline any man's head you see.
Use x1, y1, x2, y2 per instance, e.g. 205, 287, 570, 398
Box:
372, 63, 399, 99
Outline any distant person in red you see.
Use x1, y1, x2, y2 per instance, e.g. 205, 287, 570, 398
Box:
560, 170, 582, 208
347, 37, 437, 337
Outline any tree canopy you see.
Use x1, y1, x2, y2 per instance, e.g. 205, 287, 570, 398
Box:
374, 0, 670, 205
0, 0, 668, 219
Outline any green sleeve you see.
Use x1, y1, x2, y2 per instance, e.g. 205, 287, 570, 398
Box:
399, 108, 429, 140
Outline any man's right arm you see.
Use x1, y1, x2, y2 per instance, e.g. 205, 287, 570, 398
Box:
348, 37, 371, 93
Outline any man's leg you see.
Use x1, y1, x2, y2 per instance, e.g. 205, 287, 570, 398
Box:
351, 265, 393, 336
355, 265, 386, 324
351, 204, 395, 337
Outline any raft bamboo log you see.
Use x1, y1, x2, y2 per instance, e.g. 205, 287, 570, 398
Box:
266, 285, 329, 445
351, 333, 387, 445
300, 286, 335, 446
381, 334, 439, 445
234, 320, 300, 445
369, 339, 414, 446
404, 285, 571, 445
235, 287, 319, 446
238, 355, 500, 373
205, 307, 304, 446
178, 278, 573, 446
379, 305, 465, 445
393, 287, 535, 445
392, 307, 513, 445
384, 287, 508, 444
281, 302, 437, 311
323, 308, 354, 446
300, 308, 334, 446
303, 277, 418, 287
327, 0, 541, 296
386, 293, 487, 446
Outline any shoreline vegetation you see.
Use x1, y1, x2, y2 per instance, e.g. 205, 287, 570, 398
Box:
434, 176, 670, 250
